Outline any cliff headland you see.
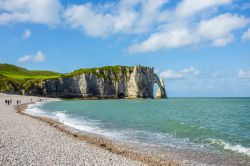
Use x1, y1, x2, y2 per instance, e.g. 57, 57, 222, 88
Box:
0, 64, 167, 99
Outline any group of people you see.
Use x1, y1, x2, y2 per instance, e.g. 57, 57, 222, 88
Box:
38, 98, 47, 102
5, 99, 12, 105
4, 99, 21, 106
4, 97, 47, 106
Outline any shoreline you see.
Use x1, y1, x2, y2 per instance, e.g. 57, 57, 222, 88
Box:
0, 93, 146, 166
2, 93, 250, 166
17, 102, 180, 166
17, 101, 250, 166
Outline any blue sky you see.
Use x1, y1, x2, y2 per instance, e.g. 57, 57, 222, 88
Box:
0, 0, 250, 97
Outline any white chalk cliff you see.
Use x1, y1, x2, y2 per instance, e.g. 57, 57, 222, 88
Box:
27, 66, 167, 99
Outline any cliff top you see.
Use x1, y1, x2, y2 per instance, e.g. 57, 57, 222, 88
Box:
0, 63, 61, 79
0, 64, 154, 93
61, 65, 154, 80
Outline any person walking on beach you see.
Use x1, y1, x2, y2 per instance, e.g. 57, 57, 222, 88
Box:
5, 99, 7, 106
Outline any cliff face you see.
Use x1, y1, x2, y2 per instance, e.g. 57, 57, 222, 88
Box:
26, 66, 167, 99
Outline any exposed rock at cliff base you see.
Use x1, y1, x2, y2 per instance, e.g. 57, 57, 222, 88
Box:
26, 66, 167, 99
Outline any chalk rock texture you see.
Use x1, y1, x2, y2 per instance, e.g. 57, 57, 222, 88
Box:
27, 66, 167, 99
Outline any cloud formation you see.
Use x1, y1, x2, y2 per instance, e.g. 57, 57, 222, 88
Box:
64, 0, 167, 38
129, 27, 197, 53
22, 29, 31, 39
238, 69, 250, 79
174, 0, 232, 18
129, 13, 249, 53
159, 66, 200, 79
198, 14, 249, 47
18, 51, 45, 63
242, 28, 250, 41
0, 0, 62, 26
0, 0, 250, 53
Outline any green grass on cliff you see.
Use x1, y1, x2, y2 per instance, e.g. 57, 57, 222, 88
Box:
0, 64, 61, 79
0, 64, 61, 93
0, 64, 139, 93
63, 65, 134, 80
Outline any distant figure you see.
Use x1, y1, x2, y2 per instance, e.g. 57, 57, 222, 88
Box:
16, 100, 20, 106
7, 100, 10, 105
31, 98, 32, 102
10, 99, 12, 105
5, 99, 7, 106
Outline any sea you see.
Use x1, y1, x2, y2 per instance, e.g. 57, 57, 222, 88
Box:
26, 98, 250, 160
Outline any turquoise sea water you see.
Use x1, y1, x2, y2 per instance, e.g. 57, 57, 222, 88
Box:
26, 98, 250, 157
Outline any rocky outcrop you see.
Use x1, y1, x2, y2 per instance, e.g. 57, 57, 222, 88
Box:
26, 66, 167, 99
155, 77, 167, 98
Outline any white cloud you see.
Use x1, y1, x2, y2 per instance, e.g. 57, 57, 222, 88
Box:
159, 67, 200, 79
159, 70, 183, 79
211, 35, 234, 47
22, 29, 31, 39
0, 0, 249, 54
64, 4, 114, 38
129, 13, 249, 53
63, 0, 240, 41
175, 0, 232, 18
197, 13, 249, 45
32, 51, 45, 62
129, 27, 197, 53
64, 0, 168, 37
0, 0, 62, 26
18, 55, 31, 63
18, 51, 45, 63
182, 67, 200, 75
133, 0, 166, 33
238, 69, 250, 79
242, 28, 250, 41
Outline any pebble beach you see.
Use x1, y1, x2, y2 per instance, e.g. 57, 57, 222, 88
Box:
0, 93, 146, 166
1, 93, 249, 166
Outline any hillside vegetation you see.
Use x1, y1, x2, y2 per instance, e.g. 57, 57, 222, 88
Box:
0, 64, 60, 79
0, 64, 136, 94
0, 64, 61, 93
65, 65, 134, 81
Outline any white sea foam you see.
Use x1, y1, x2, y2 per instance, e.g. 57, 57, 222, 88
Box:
53, 111, 67, 123
51, 111, 124, 140
25, 102, 250, 157
25, 105, 215, 152
224, 143, 250, 156
25, 102, 46, 115
54, 111, 66, 118
208, 138, 250, 156
25, 103, 123, 140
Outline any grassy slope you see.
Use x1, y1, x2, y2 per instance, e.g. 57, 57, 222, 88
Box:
0, 64, 61, 93
0, 64, 136, 94
0, 64, 61, 79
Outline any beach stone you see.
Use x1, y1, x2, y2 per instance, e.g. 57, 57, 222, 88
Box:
0, 94, 145, 166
